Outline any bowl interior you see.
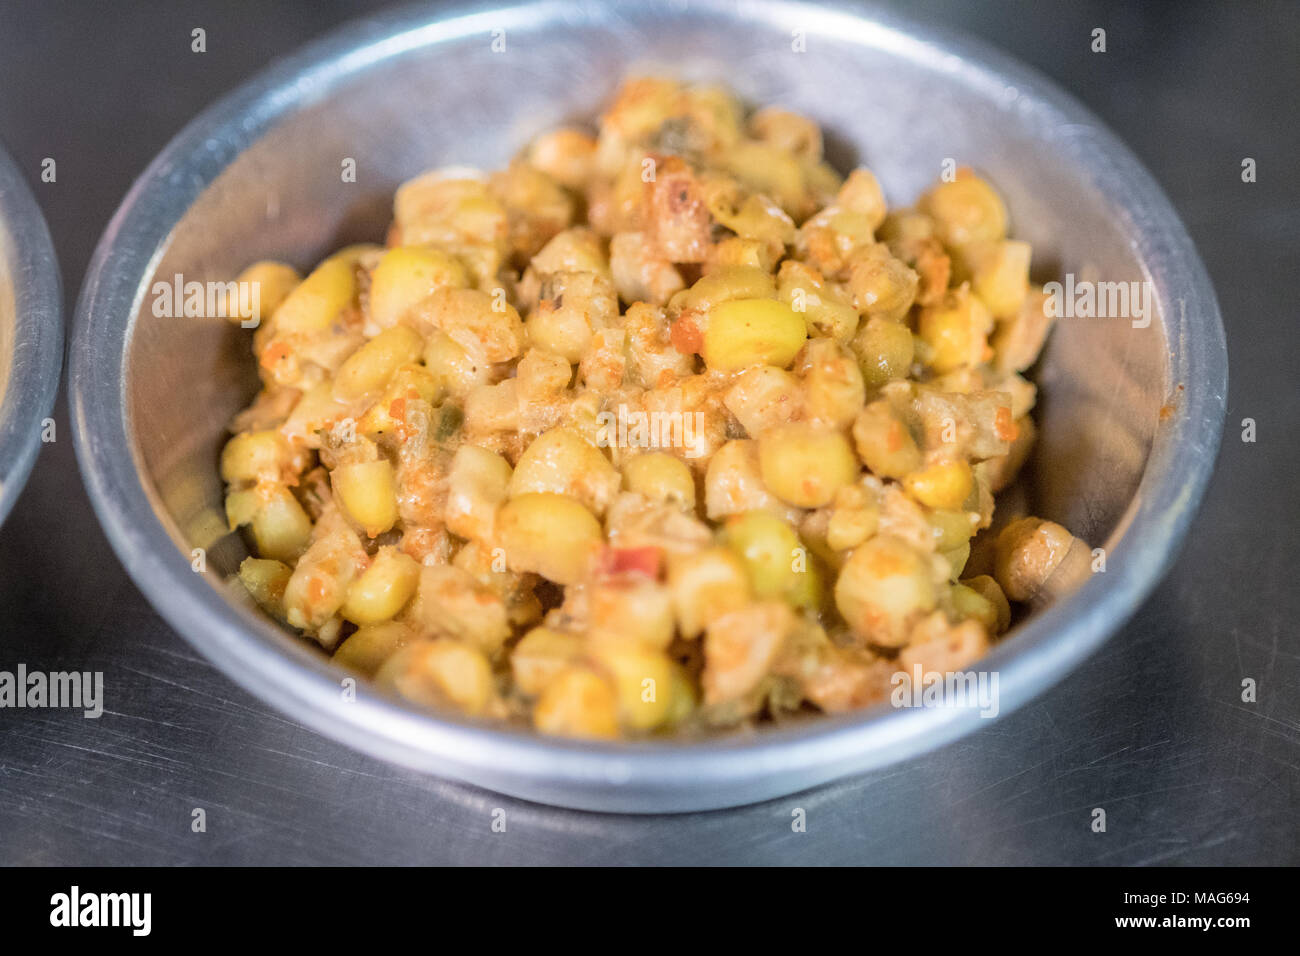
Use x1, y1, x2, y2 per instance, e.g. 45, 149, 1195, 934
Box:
124, 4, 1167, 726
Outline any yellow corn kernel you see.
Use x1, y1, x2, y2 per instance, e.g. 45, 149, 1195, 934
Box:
852, 400, 922, 480
848, 250, 918, 322
375, 639, 494, 716
947, 582, 998, 633
852, 316, 915, 389
780, 269, 863, 348
917, 287, 993, 373
327, 244, 384, 267
528, 226, 610, 277
332, 325, 425, 403
231, 261, 301, 326
511, 627, 583, 696
342, 546, 421, 625
708, 236, 779, 274
221, 430, 295, 484
826, 500, 879, 552
702, 298, 807, 371
776, 261, 859, 343
836, 168, 888, 230
333, 620, 413, 677
508, 427, 621, 517
674, 266, 776, 314
368, 246, 468, 329
237, 557, 292, 620
496, 492, 601, 585
904, 460, 974, 510
527, 128, 597, 190
253, 490, 313, 562
591, 645, 676, 731
712, 193, 797, 247
801, 339, 866, 430
943, 540, 971, 578
757, 423, 859, 508
332, 459, 399, 537
272, 256, 356, 334
964, 239, 1031, 319
228, 484, 312, 562
961, 574, 1012, 633
533, 666, 620, 739
224, 488, 259, 530
721, 511, 821, 609
622, 452, 696, 509
929, 508, 979, 551
833, 533, 937, 646
920, 170, 1008, 247
667, 546, 752, 638
423, 329, 486, 396
725, 141, 806, 215
444, 444, 513, 542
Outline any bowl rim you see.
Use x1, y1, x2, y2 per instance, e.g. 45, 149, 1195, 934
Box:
69, 0, 1227, 811
0, 140, 63, 528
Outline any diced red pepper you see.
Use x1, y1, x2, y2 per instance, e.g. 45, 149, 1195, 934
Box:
670, 314, 703, 355
994, 405, 1019, 442
596, 545, 665, 581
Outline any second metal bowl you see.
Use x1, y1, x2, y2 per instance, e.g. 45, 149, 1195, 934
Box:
0, 142, 62, 528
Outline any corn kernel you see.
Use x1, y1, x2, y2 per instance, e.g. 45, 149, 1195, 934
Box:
272, 257, 355, 334
533, 666, 620, 739
511, 627, 583, 696
721, 511, 821, 609
368, 246, 468, 329
332, 459, 399, 536
497, 492, 601, 585
758, 423, 859, 508
332, 325, 425, 402
622, 452, 696, 510
333, 621, 413, 677
702, 297, 807, 372
232, 261, 301, 326
904, 460, 974, 510
342, 546, 421, 625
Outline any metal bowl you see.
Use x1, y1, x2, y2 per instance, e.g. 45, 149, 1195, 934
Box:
0, 142, 62, 528
69, 0, 1227, 812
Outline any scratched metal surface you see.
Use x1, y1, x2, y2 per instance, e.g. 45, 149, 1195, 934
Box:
0, 0, 1295, 864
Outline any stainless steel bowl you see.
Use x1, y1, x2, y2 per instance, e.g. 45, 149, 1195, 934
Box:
0, 142, 62, 528
70, 0, 1227, 812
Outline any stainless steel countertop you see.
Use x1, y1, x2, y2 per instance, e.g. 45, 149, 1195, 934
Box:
0, 0, 1295, 864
